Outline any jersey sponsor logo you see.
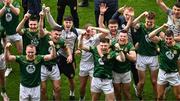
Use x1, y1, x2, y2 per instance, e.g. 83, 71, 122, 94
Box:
98, 58, 104, 65
5, 13, 12, 22
145, 35, 151, 43
165, 51, 174, 60
31, 38, 39, 46
26, 65, 36, 74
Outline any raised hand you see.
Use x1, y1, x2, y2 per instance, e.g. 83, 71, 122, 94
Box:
118, 5, 126, 13
99, 3, 108, 14
5, 42, 12, 49
24, 11, 31, 20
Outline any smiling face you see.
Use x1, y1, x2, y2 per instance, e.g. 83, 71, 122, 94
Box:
63, 20, 73, 30
172, 5, 180, 19
123, 7, 134, 22
26, 45, 36, 59
145, 18, 155, 29
28, 20, 38, 32
51, 30, 61, 43
118, 31, 128, 45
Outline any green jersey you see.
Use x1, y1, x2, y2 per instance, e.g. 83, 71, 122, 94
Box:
38, 34, 56, 66
158, 40, 180, 73
0, 30, 5, 54
22, 28, 39, 54
90, 46, 117, 79
0, 1, 20, 35
136, 23, 159, 56
16, 55, 44, 88
55, 38, 67, 58
112, 40, 135, 73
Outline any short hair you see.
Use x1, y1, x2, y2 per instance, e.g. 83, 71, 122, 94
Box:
165, 30, 174, 37
120, 30, 128, 33
29, 15, 38, 21
83, 23, 93, 29
26, 44, 36, 49
174, 2, 180, 8
52, 26, 62, 32
108, 19, 118, 25
100, 37, 110, 43
146, 11, 156, 20
124, 7, 134, 12
64, 16, 73, 21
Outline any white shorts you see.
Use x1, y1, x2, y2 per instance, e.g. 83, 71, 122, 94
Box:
136, 54, 159, 71
41, 64, 60, 81
0, 54, 5, 70
157, 69, 180, 86
7, 33, 22, 42
91, 77, 114, 94
19, 84, 40, 101
79, 68, 93, 77
112, 71, 131, 84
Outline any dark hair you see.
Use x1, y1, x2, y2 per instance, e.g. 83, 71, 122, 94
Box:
108, 19, 118, 25
146, 11, 156, 20
100, 37, 110, 43
165, 30, 174, 37
120, 30, 128, 33
174, 2, 180, 8
64, 16, 73, 21
26, 44, 36, 49
52, 26, 62, 32
29, 15, 38, 21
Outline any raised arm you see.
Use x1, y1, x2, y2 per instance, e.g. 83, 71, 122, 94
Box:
149, 23, 168, 38
5, 42, 16, 61
44, 41, 57, 61
8, 1, 20, 15
45, 7, 61, 28
39, 10, 46, 37
16, 12, 31, 35
111, 5, 126, 20
98, 3, 108, 28
132, 11, 148, 27
0, 2, 7, 16
88, 26, 110, 38
156, 0, 169, 13
79, 33, 90, 51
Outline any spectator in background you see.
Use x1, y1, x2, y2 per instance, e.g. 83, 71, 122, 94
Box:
57, 0, 79, 28
78, 0, 89, 7
0, 0, 22, 77
22, 0, 41, 28
94, 0, 118, 27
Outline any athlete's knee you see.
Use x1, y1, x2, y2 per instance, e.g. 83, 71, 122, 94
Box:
157, 93, 164, 100
138, 80, 145, 87
41, 87, 47, 95
175, 94, 180, 100
54, 85, 61, 93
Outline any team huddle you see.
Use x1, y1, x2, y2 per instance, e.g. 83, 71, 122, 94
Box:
0, 0, 180, 101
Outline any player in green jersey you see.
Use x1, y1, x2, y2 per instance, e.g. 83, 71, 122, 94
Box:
39, 11, 72, 101
0, 0, 23, 77
79, 35, 125, 101
149, 24, 180, 100
4, 41, 56, 101
132, 11, 160, 100
16, 12, 39, 55
111, 30, 136, 101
